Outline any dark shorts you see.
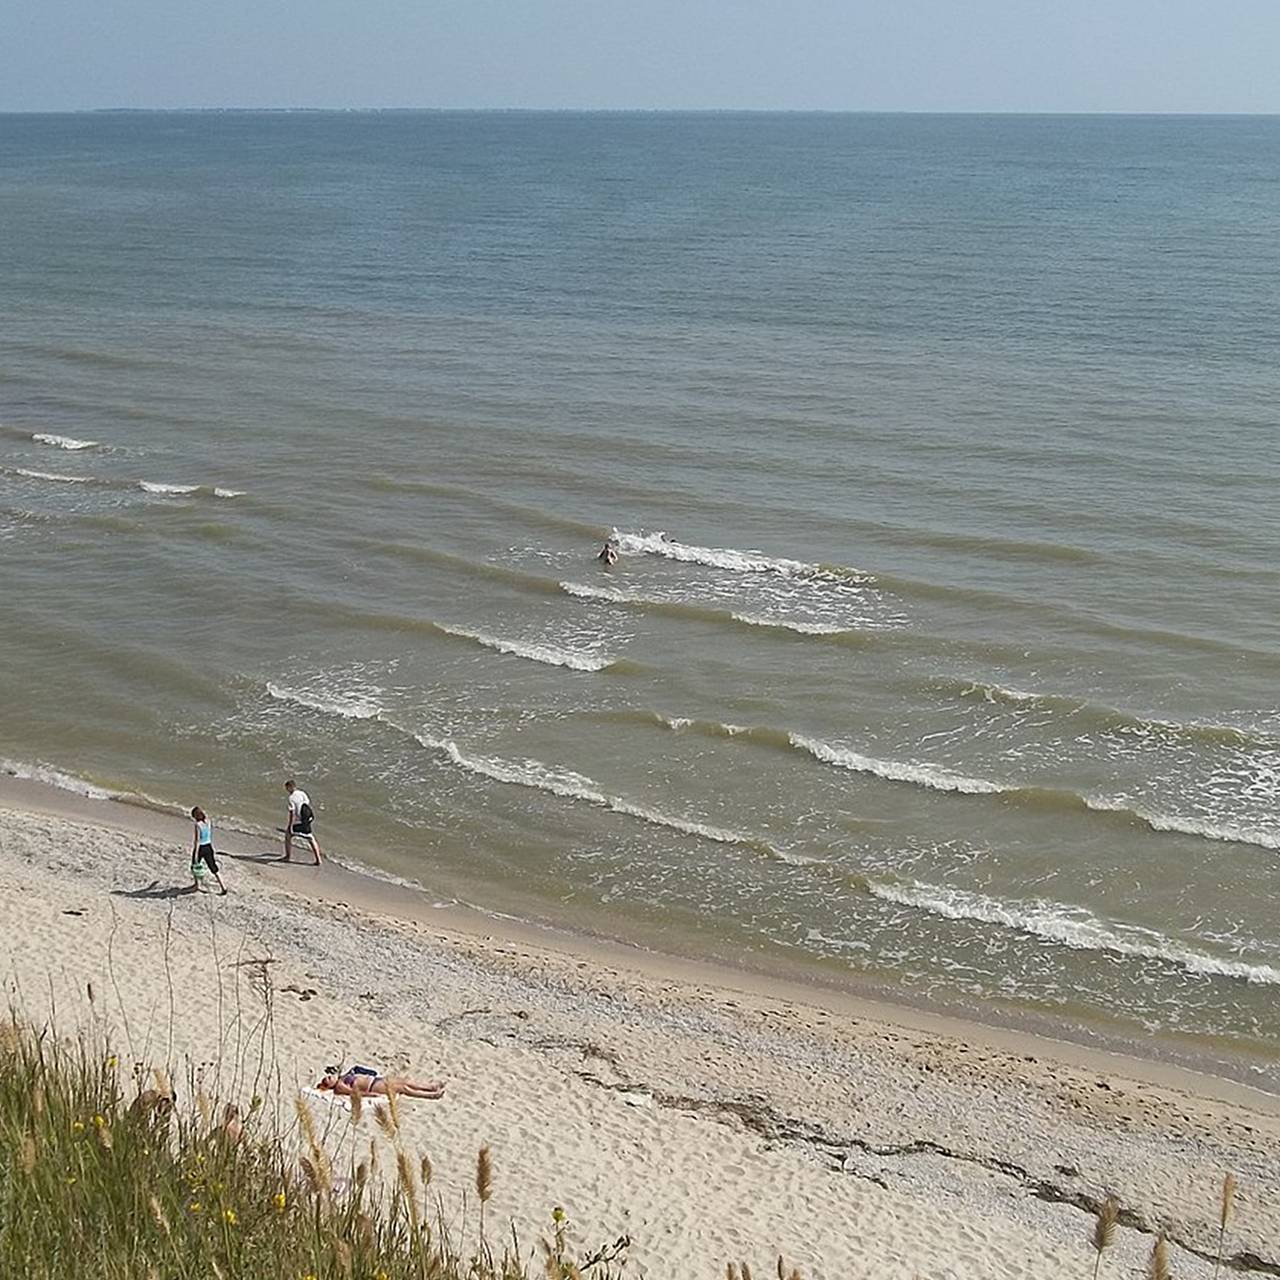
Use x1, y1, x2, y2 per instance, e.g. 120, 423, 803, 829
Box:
193, 844, 219, 874
289, 820, 313, 836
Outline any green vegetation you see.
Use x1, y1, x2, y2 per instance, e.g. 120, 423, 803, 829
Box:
0, 1016, 1251, 1279
0, 1019, 629, 1280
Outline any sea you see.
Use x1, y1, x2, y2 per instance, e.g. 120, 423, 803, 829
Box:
1, 111, 1277, 1083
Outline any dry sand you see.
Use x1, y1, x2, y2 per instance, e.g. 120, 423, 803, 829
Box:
1, 779, 1277, 1278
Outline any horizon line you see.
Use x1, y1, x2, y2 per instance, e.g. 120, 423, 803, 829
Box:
3, 106, 1280, 118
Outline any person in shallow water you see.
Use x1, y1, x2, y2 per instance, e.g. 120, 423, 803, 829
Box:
283, 778, 324, 865
189, 806, 228, 895
597, 540, 618, 566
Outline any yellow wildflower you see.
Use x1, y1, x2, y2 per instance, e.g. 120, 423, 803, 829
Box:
72, 1121, 85, 1133
274, 1191, 287, 1211
188, 1202, 202, 1214
93, 1114, 105, 1128
223, 1208, 237, 1226
106, 1055, 118, 1069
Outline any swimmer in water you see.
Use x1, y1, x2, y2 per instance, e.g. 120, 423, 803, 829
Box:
597, 540, 618, 567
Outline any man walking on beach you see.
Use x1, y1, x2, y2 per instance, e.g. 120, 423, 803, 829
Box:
283, 778, 323, 865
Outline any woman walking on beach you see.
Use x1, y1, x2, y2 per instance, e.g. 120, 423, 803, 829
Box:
190, 806, 228, 895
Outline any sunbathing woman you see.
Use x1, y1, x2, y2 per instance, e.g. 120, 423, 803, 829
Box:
317, 1069, 445, 1100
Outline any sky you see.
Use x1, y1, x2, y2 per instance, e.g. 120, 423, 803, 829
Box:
3, 0, 1279, 114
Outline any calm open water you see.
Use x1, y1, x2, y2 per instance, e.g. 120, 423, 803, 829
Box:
2, 112, 1278, 1080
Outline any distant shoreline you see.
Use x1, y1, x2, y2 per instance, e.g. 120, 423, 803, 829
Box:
3, 108, 1279, 118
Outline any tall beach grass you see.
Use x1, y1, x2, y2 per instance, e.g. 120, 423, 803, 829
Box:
0, 1017, 629, 1279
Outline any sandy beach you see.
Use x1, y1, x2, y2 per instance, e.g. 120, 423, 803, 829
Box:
2, 775, 1277, 1279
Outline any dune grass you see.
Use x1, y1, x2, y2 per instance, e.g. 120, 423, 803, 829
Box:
0, 1011, 1255, 1280
0, 1018, 629, 1280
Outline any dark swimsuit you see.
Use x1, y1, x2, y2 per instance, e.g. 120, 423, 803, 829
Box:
341, 1070, 384, 1090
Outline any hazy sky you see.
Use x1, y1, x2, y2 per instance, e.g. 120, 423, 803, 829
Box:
4, 0, 1279, 113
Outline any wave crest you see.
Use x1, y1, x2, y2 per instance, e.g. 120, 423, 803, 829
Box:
953, 678, 1273, 753
139, 481, 199, 495
13, 468, 91, 484
792, 732, 1280, 848
611, 530, 869, 582
408, 729, 782, 855
731, 612, 850, 636
560, 581, 877, 642
265, 681, 383, 721
435, 624, 614, 672
865, 879, 1280, 985
32, 433, 98, 451
790, 733, 1003, 794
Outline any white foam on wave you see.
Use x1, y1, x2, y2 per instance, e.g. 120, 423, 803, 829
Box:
612, 529, 845, 579
560, 581, 632, 604
213, 488, 245, 499
2, 758, 116, 801
14, 468, 91, 484
961, 681, 1044, 706
790, 732, 1280, 849
731, 612, 849, 636
790, 733, 1004, 795
265, 681, 383, 721
654, 713, 752, 737
32, 433, 98, 451
1085, 797, 1280, 852
435, 623, 613, 672
139, 481, 199, 495
563, 581, 855, 635
410, 730, 768, 851
867, 878, 1280, 986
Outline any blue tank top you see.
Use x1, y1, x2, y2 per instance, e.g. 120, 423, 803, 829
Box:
196, 819, 212, 846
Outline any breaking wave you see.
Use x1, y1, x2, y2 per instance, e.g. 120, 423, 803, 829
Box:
732, 613, 852, 636
1083, 798, 1280, 852
260, 682, 792, 858
265, 681, 383, 721
1, 758, 117, 801
32, 432, 99, 451
948, 678, 1271, 751
433, 624, 616, 672
865, 879, 1280, 985
4, 466, 245, 501
408, 730, 792, 858
624, 715, 1280, 852
138, 481, 200, 495
790, 734, 1004, 794
0, 758, 183, 816
13, 468, 91, 484
611, 530, 870, 582
560, 581, 876, 642
795, 732, 1280, 849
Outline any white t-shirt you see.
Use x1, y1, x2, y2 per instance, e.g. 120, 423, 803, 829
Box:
288, 788, 311, 818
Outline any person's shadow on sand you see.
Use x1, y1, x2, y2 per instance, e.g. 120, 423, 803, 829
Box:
112, 881, 196, 900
